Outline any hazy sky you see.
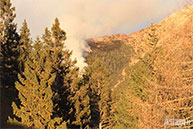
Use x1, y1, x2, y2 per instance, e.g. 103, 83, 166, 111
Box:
11, 0, 185, 68
12, 0, 184, 38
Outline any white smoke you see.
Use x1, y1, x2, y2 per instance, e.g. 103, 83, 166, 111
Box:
59, 0, 183, 69
12, 0, 184, 69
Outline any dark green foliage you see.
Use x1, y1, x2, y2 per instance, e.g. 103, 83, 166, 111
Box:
88, 42, 133, 85
0, 1, 155, 128
90, 42, 133, 74
129, 52, 156, 101
128, 24, 160, 101
71, 82, 92, 129
84, 59, 112, 128
0, 0, 20, 88
128, 54, 155, 102
0, 1, 20, 127
8, 38, 67, 129
87, 41, 134, 128
128, 56, 153, 101
42, 18, 79, 125
112, 91, 138, 129
68, 59, 112, 129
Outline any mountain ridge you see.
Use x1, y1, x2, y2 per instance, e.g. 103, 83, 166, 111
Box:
88, 5, 193, 59
86, 5, 193, 128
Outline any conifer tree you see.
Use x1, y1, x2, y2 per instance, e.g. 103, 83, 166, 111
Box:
8, 38, 67, 129
0, 0, 20, 88
42, 18, 79, 120
98, 79, 112, 129
84, 59, 112, 128
71, 81, 92, 129
112, 91, 138, 129
147, 23, 159, 48
43, 18, 67, 68
18, 20, 32, 73
69, 59, 111, 129
120, 24, 163, 128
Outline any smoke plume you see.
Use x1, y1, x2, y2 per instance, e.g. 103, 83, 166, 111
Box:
12, 0, 184, 69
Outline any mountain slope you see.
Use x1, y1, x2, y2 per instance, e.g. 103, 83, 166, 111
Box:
88, 5, 193, 60
87, 5, 193, 128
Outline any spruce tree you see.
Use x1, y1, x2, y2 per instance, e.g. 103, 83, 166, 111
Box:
18, 20, 32, 73
42, 18, 79, 121
71, 82, 92, 129
84, 59, 112, 128
112, 91, 138, 129
147, 23, 159, 48
8, 38, 67, 129
0, 0, 20, 88
98, 79, 112, 129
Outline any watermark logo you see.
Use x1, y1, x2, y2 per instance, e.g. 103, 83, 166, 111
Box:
164, 117, 191, 127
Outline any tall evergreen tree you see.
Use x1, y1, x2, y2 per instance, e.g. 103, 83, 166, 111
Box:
67, 59, 111, 129
0, 0, 20, 88
18, 20, 32, 73
0, 1, 20, 127
42, 18, 79, 123
147, 23, 159, 48
8, 38, 67, 129
71, 81, 92, 129
112, 91, 138, 129
98, 79, 112, 129
84, 59, 112, 128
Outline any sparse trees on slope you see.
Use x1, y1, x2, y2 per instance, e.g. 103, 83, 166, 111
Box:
124, 22, 193, 128
123, 24, 164, 128
152, 23, 193, 128
8, 38, 67, 129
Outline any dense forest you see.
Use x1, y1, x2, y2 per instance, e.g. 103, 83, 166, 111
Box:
0, 0, 111, 128
1, 0, 193, 129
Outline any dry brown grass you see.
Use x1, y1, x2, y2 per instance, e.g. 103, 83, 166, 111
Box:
90, 5, 193, 128
137, 6, 193, 128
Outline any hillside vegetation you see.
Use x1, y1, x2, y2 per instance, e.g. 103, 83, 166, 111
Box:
1, 0, 193, 128
88, 5, 193, 128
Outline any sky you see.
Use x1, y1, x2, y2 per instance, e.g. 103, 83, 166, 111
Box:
12, 0, 184, 38
11, 0, 185, 69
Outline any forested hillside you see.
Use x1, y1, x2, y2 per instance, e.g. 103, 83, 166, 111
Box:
88, 5, 193, 129
0, 0, 193, 129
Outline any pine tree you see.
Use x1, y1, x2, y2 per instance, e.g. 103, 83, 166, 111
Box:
71, 81, 92, 129
8, 38, 67, 129
84, 59, 112, 128
42, 18, 70, 74
112, 91, 138, 129
98, 79, 112, 129
147, 23, 159, 48
18, 20, 32, 73
42, 18, 79, 121
0, 0, 20, 88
